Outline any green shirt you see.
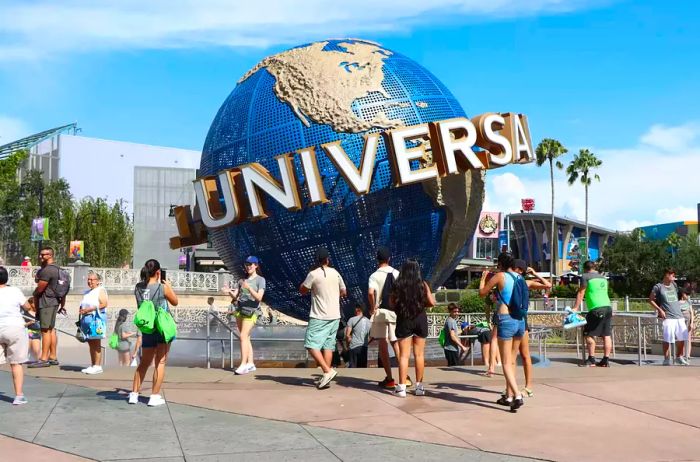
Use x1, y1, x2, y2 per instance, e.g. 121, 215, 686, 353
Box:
581, 271, 611, 310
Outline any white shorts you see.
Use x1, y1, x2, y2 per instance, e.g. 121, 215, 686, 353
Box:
370, 309, 397, 342
0, 325, 29, 365
662, 318, 688, 343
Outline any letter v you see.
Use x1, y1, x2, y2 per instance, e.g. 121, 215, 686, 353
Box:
321, 134, 379, 195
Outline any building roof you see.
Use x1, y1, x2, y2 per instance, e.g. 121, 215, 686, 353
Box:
506, 212, 617, 235
0, 123, 78, 159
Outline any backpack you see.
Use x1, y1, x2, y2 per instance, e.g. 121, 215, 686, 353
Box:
108, 332, 120, 349
506, 272, 529, 320
438, 328, 447, 348
134, 299, 157, 334
49, 264, 71, 300
156, 308, 177, 343
379, 272, 395, 309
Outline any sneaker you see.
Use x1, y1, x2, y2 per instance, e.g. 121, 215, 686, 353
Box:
235, 364, 250, 375
394, 384, 407, 398
128, 392, 139, 404
675, 357, 688, 366
663, 358, 672, 366
147, 394, 166, 407
246, 363, 257, 372
585, 356, 597, 367
85, 366, 103, 375
12, 395, 28, 406
317, 369, 338, 389
27, 360, 50, 368
496, 396, 512, 406
48, 359, 59, 366
510, 397, 524, 412
414, 383, 425, 396
596, 357, 610, 368
685, 357, 692, 365
379, 377, 396, 389
81, 366, 94, 374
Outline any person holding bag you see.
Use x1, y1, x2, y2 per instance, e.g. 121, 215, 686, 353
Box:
79, 271, 108, 375
129, 259, 178, 406
226, 256, 265, 375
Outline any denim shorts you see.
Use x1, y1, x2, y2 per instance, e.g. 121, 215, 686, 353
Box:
496, 314, 526, 340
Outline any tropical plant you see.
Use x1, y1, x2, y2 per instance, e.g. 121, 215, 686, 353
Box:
566, 149, 602, 253
535, 138, 568, 279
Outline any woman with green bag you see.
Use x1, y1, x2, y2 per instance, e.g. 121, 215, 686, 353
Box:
112, 309, 140, 366
129, 259, 178, 407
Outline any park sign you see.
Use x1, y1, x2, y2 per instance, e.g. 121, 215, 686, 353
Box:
170, 112, 534, 247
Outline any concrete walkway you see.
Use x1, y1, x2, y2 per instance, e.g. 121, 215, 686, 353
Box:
2, 355, 700, 461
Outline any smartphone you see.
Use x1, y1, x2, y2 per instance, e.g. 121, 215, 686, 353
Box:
160, 269, 167, 282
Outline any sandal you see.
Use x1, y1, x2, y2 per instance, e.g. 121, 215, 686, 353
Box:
481, 370, 494, 377
522, 387, 534, 397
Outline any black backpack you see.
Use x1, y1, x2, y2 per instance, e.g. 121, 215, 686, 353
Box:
379, 272, 395, 310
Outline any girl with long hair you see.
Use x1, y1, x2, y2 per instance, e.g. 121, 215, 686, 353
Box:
226, 256, 266, 375
114, 309, 139, 366
129, 259, 178, 406
479, 252, 526, 412
391, 259, 436, 397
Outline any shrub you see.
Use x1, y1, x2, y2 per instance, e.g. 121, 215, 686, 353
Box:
459, 291, 486, 313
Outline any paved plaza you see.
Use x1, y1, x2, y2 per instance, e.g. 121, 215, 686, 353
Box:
1, 356, 700, 462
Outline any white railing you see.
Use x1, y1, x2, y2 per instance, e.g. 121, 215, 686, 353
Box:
6, 265, 75, 289
91, 267, 141, 290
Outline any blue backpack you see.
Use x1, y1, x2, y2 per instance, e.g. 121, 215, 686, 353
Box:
505, 272, 529, 320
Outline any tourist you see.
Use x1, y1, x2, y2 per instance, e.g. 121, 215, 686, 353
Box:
464, 321, 493, 367
114, 309, 140, 366
0, 266, 31, 404
20, 256, 31, 273
367, 247, 407, 389
300, 247, 346, 389
513, 259, 551, 396
479, 252, 525, 412
392, 259, 436, 397
129, 259, 179, 406
79, 271, 108, 374
332, 319, 348, 368
484, 279, 502, 376
679, 288, 694, 363
28, 247, 62, 369
227, 256, 266, 375
443, 303, 467, 366
346, 304, 370, 368
649, 268, 687, 366
572, 261, 613, 367
21, 298, 41, 362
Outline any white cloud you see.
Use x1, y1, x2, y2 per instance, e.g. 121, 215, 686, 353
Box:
0, 115, 31, 145
485, 121, 700, 232
0, 0, 596, 62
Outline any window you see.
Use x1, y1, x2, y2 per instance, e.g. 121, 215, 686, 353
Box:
476, 238, 499, 260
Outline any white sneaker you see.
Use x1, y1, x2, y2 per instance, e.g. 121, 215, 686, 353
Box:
246, 363, 257, 372
128, 392, 139, 404
85, 365, 103, 375
317, 369, 338, 389
414, 382, 425, 396
663, 358, 673, 366
678, 357, 689, 366
394, 384, 407, 398
685, 357, 692, 365
235, 365, 250, 375
148, 394, 166, 407
81, 366, 94, 374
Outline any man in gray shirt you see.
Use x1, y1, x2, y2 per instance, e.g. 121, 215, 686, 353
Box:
649, 268, 688, 366
346, 304, 370, 368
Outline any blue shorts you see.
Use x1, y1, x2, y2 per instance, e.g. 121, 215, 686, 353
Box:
304, 318, 339, 351
496, 314, 526, 340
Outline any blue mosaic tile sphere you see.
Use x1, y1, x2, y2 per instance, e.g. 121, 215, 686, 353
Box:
200, 39, 484, 319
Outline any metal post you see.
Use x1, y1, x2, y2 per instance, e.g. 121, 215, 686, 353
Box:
221, 340, 225, 369
625, 296, 630, 312
637, 315, 642, 366
554, 297, 558, 311
206, 308, 211, 369
230, 331, 234, 369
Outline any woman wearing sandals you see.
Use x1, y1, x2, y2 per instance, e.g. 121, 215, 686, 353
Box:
391, 259, 436, 398
227, 256, 265, 375
479, 252, 525, 412
129, 259, 178, 406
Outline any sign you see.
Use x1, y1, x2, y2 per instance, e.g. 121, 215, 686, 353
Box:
498, 230, 508, 252
30, 218, 49, 242
521, 198, 535, 212
476, 211, 500, 238
170, 112, 535, 245
69, 240, 84, 260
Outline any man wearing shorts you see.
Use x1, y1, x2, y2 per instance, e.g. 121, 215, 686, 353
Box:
301, 247, 347, 389
28, 247, 62, 368
0, 266, 31, 404
649, 268, 688, 366
367, 247, 405, 389
573, 261, 612, 367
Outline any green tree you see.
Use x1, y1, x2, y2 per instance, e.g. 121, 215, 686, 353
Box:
676, 233, 700, 285
71, 197, 133, 267
535, 138, 568, 279
666, 232, 682, 258
600, 233, 671, 296
566, 149, 602, 253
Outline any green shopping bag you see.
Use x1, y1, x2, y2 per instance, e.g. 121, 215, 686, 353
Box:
438, 328, 447, 348
108, 332, 120, 349
156, 308, 177, 343
134, 299, 156, 334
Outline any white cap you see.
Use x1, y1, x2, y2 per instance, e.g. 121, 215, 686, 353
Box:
24, 256, 30, 260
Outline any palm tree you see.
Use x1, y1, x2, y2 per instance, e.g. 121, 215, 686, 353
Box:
535, 139, 567, 280
566, 149, 602, 256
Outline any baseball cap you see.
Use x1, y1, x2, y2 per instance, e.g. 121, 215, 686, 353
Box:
315, 247, 329, 262
245, 256, 260, 264
24, 256, 30, 260
514, 259, 527, 271
376, 246, 391, 262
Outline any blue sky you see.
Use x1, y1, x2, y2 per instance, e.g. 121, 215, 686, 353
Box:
0, 0, 698, 230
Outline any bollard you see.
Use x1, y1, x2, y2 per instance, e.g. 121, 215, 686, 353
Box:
206, 307, 211, 369
625, 296, 630, 312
